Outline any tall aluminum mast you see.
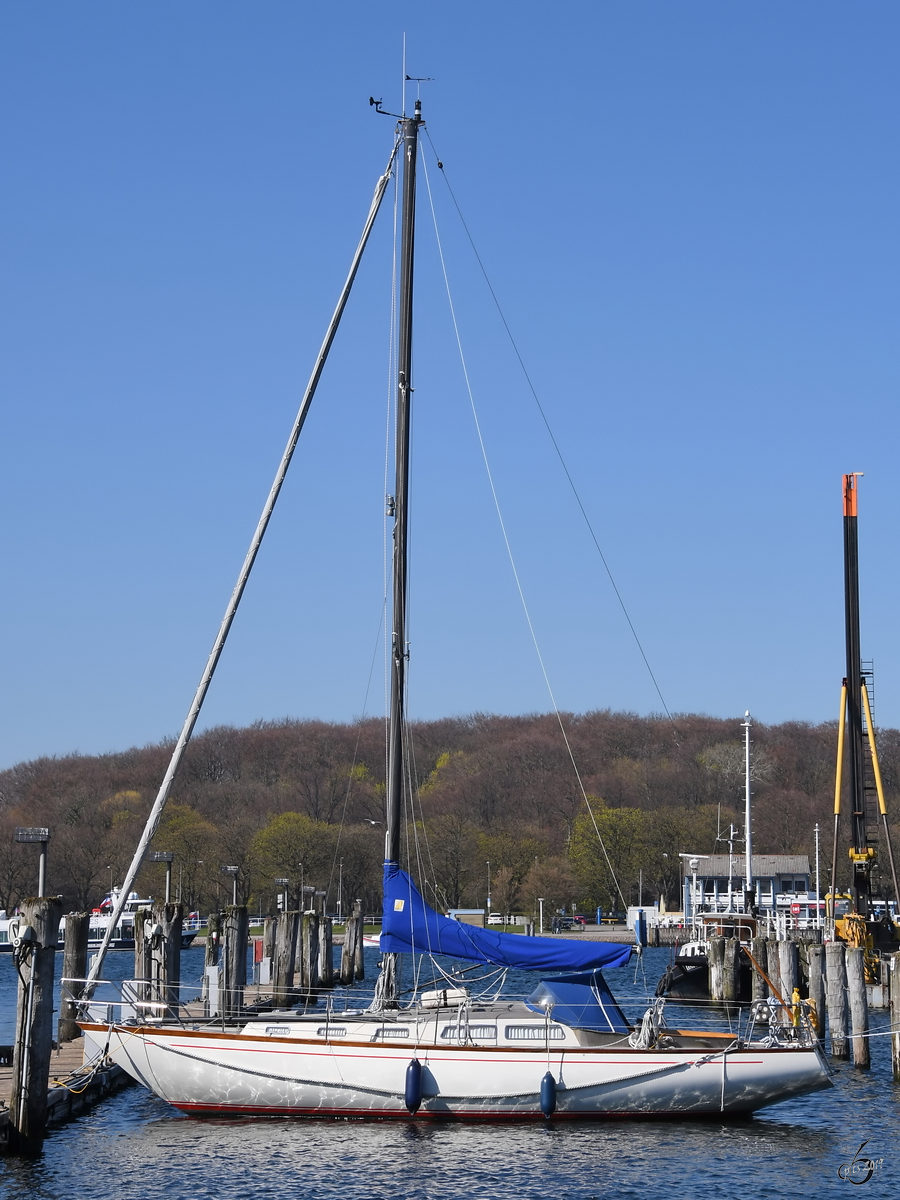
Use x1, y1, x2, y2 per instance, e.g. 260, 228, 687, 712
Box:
385, 99, 422, 868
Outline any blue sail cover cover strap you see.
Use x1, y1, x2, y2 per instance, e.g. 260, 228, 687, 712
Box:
381, 864, 633, 972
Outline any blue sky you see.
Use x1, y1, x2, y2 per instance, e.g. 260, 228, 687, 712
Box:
2, 2, 900, 768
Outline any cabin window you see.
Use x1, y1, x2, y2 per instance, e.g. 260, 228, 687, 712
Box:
317, 1026, 347, 1037
0, 931, 7, 944
440, 1024, 497, 1040
374, 1027, 409, 1039
265, 1026, 291, 1036
505, 1025, 566, 1041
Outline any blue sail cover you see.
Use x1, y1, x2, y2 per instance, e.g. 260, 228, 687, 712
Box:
525, 971, 631, 1033
381, 864, 633, 972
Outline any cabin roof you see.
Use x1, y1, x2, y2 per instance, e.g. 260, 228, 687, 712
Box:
687, 854, 810, 877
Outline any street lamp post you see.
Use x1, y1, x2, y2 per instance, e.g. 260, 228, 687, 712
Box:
678, 853, 708, 926
150, 851, 175, 903
338, 858, 343, 921
221, 865, 240, 906
486, 861, 491, 914
15, 827, 51, 896
274, 878, 290, 912
538, 897, 545, 935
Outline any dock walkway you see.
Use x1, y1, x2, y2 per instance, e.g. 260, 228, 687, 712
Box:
0, 1037, 133, 1149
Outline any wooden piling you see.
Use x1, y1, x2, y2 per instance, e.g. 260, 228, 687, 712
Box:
150, 902, 183, 1016
340, 902, 362, 986
723, 938, 739, 1003
846, 947, 871, 1069
58, 912, 90, 1042
8, 896, 64, 1155
204, 912, 221, 971
807, 943, 826, 1040
826, 941, 849, 1059
222, 905, 249, 1020
262, 915, 277, 985
766, 939, 782, 1000
750, 936, 768, 1001
708, 936, 725, 1002
319, 916, 333, 987
274, 910, 300, 1006
301, 911, 319, 999
202, 912, 221, 1016
890, 953, 900, 1081
132, 907, 152, 1006
778, 940, 799, 1008
354, 901, 365, 982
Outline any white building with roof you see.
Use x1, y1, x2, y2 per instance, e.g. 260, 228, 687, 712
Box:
683, 854, 811, 915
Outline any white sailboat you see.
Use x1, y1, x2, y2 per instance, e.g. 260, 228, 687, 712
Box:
79, 97, 831, 1119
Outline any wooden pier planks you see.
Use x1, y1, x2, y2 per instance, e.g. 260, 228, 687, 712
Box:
0, 1037, 134, 1151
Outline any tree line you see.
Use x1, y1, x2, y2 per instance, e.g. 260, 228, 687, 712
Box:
1, 709, 897, 919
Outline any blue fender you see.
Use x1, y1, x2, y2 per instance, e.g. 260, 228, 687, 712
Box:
405, 1058, 424, 1114
540, 1071, 557, 1118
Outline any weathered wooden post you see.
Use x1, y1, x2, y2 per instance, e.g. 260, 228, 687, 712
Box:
846, 947, 870, 1069
354, 901, 365, 982
807, 943, 826, 1040
222, 905, 249, 1020
778, 940, 799, 1020
890, 953, 900, 1081
150, 902, 183, 1017
58, 912, 90, 1042
319, 916, 333, 987
274, 910, 300, 1006
204, 912, 221, 974
750, 936, 768, 1002
133, 907, 153, 1007
826, 941, 849, 1059
340, 901, 362, 985
262, 916, 277, 987
766, 940, 782, 999
202, 912, 221, 1016
8, 897, 64, 1155
723, 938, 739, 1003
339, 916, 354, 985
708, 936, 725, 1002
301, 911, 319, 999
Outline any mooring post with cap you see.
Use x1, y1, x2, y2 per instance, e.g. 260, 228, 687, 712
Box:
8, 897, 64, 1155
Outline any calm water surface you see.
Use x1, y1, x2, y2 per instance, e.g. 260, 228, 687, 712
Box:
0, 946, 897, 1199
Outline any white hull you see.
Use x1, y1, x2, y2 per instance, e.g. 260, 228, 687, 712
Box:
84, 1013, 831, 1120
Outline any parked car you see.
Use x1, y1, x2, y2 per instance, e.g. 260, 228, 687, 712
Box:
487, 913, 504, 926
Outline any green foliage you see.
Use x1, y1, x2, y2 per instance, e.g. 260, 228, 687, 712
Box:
0, 710, 858, 913
251, 812, 332, 883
